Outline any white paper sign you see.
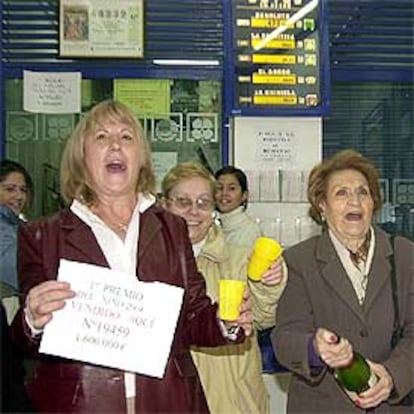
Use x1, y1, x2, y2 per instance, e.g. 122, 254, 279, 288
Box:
23, 70, 81, 114
40, 259, 184, 378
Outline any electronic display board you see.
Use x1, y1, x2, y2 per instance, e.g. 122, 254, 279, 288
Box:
228, 0, 329, 116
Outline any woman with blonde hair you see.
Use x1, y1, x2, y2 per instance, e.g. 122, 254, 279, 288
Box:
11, 100, 253, 413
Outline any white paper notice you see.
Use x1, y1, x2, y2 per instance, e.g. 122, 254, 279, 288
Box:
23, 70, 81, 114
40, 259, 184, 378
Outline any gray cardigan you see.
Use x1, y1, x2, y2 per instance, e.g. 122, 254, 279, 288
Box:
272, 226, 414, 413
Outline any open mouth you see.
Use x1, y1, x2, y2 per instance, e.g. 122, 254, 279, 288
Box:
106, 160, 126, 173
346, 212, 362, 221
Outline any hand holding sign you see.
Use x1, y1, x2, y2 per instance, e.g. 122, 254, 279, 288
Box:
25, 280, 75, 330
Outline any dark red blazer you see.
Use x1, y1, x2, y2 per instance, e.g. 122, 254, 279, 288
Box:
11, 205, 243, 413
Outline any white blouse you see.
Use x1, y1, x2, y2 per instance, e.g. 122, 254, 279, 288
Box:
71, 193, 155, 399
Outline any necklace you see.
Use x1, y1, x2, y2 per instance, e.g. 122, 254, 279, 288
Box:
348, 231, 371, 266
91, 206, 130, 235
117, 222, 129, 233
104, 217, 129, 235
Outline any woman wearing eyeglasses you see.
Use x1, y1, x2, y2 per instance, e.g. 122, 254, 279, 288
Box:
161, 162, 286, 414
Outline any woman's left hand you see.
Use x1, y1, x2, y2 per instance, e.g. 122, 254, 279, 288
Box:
261, 257, 284, 286
354, 360, 394, 409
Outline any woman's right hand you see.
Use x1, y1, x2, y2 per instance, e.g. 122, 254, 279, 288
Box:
314, 327, 354, 369
25, 281, 75, 330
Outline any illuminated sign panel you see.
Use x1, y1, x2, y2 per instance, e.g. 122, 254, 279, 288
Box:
232, 0, 326, 114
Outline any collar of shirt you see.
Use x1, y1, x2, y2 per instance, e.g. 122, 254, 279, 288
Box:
328, 227, 376, 303
328, 227, 375, 267
70, 193, 156, 277
218, 206, 248, 230
71, 193, 156, 225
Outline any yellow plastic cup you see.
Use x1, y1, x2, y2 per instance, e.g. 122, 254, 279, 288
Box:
247, 237, 283, 281
218, 279, 246, 321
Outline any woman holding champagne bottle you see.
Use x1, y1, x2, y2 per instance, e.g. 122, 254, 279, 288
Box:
273, 150, 414, 413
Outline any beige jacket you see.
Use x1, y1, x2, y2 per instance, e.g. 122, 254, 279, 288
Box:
191, 225, 286, 414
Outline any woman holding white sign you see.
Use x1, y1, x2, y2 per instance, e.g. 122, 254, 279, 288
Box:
161, 162, 286, 414
11, 100, 253, 414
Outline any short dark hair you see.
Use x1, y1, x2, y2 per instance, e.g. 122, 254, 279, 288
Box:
308, 149, 382, 225
214, 165, 249, 210
0, 159, 34, 206
214, 166, 248, 192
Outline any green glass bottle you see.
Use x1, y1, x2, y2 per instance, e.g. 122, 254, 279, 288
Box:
335, 352, 376, 393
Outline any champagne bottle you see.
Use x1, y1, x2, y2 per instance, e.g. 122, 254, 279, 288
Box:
335, 351, 377, 394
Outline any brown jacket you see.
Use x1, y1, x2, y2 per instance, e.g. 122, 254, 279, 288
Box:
273, 226, 414, 413
11, 206, 243, 413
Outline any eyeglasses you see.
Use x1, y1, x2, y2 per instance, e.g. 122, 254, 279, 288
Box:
166, 196, 214, 211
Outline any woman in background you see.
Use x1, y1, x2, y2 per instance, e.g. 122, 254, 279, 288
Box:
273, 150, 414, 413
214, 166, 262, 249
162, 162, 286, 414
0, 159, 33, 322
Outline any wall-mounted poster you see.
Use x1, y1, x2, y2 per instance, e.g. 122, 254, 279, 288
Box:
59, 0, 144, 58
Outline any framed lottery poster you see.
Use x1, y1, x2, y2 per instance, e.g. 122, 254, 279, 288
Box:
59, 0, 144, 58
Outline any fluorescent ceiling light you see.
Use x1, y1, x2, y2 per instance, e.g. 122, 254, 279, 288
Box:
253, 0, 319, 51
153, 59, 220, 66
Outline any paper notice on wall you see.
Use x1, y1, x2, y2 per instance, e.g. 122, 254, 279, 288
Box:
114, 79, 171, 116
23, 70, 81, 114
40, 259, 184, 378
